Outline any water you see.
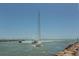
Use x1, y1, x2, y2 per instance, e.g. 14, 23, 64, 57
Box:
0, 39, 77, 56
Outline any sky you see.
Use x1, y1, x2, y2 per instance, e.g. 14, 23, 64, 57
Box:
0, 3, 79, 39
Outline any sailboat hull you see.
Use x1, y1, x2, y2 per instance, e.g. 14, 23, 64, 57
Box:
32, 40, 43, 47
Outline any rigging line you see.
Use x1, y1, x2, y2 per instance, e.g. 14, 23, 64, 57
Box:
38, 10, 41, 40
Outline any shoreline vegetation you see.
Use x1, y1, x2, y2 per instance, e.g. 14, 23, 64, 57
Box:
0, 39, 77, 43
0, 39, 26, 42
0, 39, 77, 41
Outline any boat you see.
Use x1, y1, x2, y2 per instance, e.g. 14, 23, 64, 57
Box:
32, 40, 42, 47
32, 10, 42, 47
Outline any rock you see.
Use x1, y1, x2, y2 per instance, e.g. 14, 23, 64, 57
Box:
55, 42, 79, 56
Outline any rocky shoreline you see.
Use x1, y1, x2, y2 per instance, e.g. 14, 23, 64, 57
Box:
54, 42, 79, 56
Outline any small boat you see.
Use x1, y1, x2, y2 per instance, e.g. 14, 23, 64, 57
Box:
19, 41, 22, 43
32, 40, 42, 47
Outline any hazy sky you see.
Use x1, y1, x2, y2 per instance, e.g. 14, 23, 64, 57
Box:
0, 3, 79, 39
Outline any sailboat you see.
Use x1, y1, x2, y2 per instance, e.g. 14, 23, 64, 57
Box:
32, 10, 42, 47
18, 10, 53, 44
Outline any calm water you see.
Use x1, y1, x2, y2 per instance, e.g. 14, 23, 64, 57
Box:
0, 39, 77, 56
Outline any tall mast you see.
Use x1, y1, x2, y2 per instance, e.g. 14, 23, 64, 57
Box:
38, 10, 41, 40
76, 32, 78, 42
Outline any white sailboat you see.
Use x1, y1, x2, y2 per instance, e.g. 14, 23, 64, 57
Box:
32, 10, 42, 47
